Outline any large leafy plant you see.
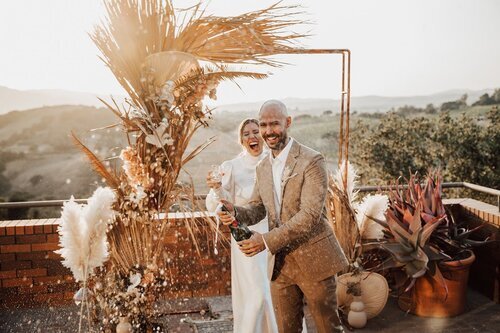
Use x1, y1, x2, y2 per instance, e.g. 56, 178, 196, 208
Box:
367, 173, 451, 291
368, 171, 494, 292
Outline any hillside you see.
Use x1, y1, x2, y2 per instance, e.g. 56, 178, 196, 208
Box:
211, 89, 495, 114
0, 106, 123, 201
0, 104, 341, 204
0, 105, 244, 204
0, 86, 126, 115
1, 85, 495, 115
0, 100, 495, 219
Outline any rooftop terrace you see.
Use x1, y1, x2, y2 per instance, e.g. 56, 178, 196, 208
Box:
0, 190, 498, 332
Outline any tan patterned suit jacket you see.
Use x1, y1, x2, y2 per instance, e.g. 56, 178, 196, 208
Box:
235, 140, 348, 282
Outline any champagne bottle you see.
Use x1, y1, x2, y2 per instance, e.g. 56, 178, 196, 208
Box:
221, 205, 253, 241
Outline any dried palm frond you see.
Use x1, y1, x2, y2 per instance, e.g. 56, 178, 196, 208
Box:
90, 0, 177, 105
90, 0, 305, 106
173, 2, 307, 66
71, 132, 120, 189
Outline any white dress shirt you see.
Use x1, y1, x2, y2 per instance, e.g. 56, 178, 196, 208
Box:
270, 137, 294, 218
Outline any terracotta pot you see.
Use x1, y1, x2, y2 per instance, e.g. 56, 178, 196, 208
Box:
398, 250, 476, 317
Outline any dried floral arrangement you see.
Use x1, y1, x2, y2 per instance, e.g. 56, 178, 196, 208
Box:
55, 0, 306, 331
327, 160, 388, 267
327, 161, 390, 321
327, 160, 361, 266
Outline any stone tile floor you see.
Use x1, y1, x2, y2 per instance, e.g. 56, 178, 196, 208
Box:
0, 289, 498, 332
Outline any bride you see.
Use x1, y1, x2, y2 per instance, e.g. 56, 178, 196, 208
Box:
205, 118, 278, 333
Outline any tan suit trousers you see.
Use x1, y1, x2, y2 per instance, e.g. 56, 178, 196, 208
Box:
270, 255, 344, 333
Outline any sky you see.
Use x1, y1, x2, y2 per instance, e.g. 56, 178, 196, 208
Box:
0, 0, 499, 105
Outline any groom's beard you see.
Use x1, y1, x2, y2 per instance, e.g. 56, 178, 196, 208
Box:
264, 132, 288, 154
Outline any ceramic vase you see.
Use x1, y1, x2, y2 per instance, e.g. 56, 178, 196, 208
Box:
116, 316, 132, 333
348, 295, 367, 328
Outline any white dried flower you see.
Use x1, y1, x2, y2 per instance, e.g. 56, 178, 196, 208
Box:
157, 80, 175, 106
130, 186, 146, 204
127, 272, 142, 293
143, 122, 174, 147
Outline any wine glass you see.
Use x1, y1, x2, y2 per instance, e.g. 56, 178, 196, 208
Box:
209, 164, 222, 183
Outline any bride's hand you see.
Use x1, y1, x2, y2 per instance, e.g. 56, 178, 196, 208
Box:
206, 172, 222, 189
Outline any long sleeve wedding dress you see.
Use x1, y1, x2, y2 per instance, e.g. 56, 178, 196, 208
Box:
206, 150, 278, 333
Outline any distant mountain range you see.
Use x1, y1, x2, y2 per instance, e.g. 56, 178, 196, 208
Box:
0, 86, 125, 115
0, 85, 495, 115
214, 89, 495, 114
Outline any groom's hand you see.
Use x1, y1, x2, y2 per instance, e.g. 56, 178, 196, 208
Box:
238, 232, 265, 257
217, 199, 235, 226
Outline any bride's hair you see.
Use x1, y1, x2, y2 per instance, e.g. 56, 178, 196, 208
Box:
238, 118, 260, 145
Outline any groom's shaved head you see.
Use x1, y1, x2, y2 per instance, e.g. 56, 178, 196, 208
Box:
259, 99, 288, 118
258, 99, 292, 156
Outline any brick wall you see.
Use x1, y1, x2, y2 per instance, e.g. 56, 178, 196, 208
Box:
2, 200, 498, 309
443, 198, 500, 227
444, 198, 500, 303
0, 215, 231, 308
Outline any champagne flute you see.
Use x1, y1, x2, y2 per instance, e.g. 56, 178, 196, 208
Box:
209, 164, 222, 183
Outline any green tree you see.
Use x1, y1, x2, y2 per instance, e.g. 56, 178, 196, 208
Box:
0, 161, 11, 195
432, 112, 493, 185
460, 93, 468, 106
351, 113, 434, 182
351, 109, 499, 190
492, 89, 500, 103
424, 104, 437, 114
472, 93, 494, 106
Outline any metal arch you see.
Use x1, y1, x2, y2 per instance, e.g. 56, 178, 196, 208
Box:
276, 48, 351, 188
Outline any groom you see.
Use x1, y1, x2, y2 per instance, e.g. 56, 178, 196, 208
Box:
218, 100, 348, 333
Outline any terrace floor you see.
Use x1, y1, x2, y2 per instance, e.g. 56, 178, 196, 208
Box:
0, 288, 498, 333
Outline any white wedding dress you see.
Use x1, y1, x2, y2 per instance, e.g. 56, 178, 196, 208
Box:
206, 150, 278, 333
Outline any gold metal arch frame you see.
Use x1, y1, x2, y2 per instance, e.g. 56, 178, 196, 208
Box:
278, 48, 351, 188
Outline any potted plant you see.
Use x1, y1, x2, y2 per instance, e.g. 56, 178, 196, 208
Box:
367, 172, 490, 317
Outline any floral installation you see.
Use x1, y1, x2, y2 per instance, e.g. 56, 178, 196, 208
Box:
56, 0, 306, 331
327, 160, 362, 265
326, 160, 391, 321
328, 160, 389, 263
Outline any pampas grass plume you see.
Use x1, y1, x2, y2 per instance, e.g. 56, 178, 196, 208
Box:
82, 187, 115, 275
57, 188, 115, 282
356, 194, 388, 240
56, 197, 86, 281
335, 159, 359, 206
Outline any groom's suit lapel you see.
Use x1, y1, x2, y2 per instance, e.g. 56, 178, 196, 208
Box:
279, 141, 300, 217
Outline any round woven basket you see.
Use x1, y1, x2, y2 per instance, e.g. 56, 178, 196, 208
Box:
336, 271, 389, 319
